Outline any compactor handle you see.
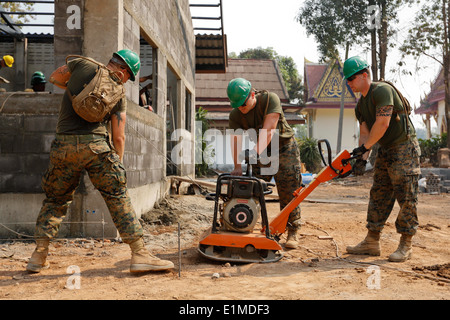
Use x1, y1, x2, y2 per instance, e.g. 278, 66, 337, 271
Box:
318, 139, 332, 167
318, 139, 340, 174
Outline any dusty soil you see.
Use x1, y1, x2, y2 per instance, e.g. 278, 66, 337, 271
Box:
1, 173, 449, 302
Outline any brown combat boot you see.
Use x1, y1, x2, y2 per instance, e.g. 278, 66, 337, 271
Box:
285, 228, 299, 249
26, 239, 50, 273
388, 234, 413, 262
346, 230, 381, 256
129, 238, 174, 272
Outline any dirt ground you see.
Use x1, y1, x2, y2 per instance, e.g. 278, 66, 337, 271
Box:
0, 173, 449, 302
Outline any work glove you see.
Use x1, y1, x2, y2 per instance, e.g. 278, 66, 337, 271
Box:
238, 149, 258, 164
352, 144, 369, 157
352, 159, 367, 176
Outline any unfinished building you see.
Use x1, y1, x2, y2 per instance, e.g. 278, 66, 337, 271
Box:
0, 0, 209, 239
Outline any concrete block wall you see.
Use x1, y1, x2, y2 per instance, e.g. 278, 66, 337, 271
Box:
0, 0, 196, 239
122, 8, 141, 106
54, 0, 84, 73
123, 101, 166, 189
0, 93, 60, 237
0, 93, 59, 193
0, 94, 168, 239
124, 0, 196, 88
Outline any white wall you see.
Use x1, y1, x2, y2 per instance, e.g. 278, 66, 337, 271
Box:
311, 108, 359, 154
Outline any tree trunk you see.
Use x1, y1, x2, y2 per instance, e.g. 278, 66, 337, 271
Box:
378, 0, 388, 80
371, 28, 378, 81
337, 43, 350, 153
369, 0, 378, 81
444, 0, 450, 148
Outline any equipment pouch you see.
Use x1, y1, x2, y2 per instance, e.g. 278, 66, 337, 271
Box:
66, 55, 125, 123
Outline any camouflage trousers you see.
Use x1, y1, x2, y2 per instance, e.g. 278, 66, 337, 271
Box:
35, 134, 143, 244
253, 137, 302, 231
367, 138, 421, 236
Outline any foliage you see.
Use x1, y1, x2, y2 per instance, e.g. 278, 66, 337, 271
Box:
292, 124, 308, 140
0, 2, 35, 27
296, 0, 367, 61
229, 47, 304, 105
238, 47, 278, 60
195, 107, 215, 177
277, 55, 304, 104
399, 0, 446, 64
398, 0, 450, 148
418, 133, 447, 166
296, 0, 414, 79
297, 137, 322, 173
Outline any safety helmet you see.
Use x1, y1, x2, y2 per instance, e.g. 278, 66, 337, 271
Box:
113, 49, 140, 81
31, 71, 47, 85
227, 78, 252, 109
3, 55, 14, 67
343, 56, 369, 79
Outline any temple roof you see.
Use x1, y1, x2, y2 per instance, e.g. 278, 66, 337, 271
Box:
415, 66, 445, 115
304, 58, 358, 109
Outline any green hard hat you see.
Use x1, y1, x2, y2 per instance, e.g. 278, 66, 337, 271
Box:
227, 78, 252, 109
114, 49, 140, 81
343, 56, 369, 79
31, 71, 46, 85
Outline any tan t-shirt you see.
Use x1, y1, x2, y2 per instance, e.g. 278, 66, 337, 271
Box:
56, 58, 126, 135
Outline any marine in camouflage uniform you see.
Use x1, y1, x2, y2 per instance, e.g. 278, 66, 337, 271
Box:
27, 51, 173, 273
344, 56, 420, 262
252, 137, 302, 232
36, 136, 143, 243
367, 139, 420, 236
227, 79, 302, 248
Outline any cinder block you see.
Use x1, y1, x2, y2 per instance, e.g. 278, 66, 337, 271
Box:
24, 116, 58, 133
13, 134, 45, 153
0, 116, 23, 134
25, 154, 50, 175
126, 170, 140, 188
0, 154, 22, 173
0, 134, 15, 153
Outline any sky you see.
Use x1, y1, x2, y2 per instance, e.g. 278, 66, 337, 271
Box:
213, 0, 441, 129
24, 0, 442, 129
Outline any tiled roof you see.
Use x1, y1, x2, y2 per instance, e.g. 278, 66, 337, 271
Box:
304, 62, 328, 100
195, 58, 289, 102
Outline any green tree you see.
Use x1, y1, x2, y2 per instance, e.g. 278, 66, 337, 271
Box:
278, 55, 304, 104
297, 0, 365, 61
297, 0, 413, 81
195, 107, 215, 177
297, 137, 322, 173
0, 2, 35, 28
399, 0, 450, 148
238, 47, 278, 60
230, 47, 304, 105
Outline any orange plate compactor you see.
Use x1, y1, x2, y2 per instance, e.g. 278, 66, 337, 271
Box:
198, 140, 357, 263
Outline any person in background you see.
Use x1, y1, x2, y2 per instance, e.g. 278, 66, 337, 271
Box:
0, 55, 14, 69
31, 71, 47, 92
